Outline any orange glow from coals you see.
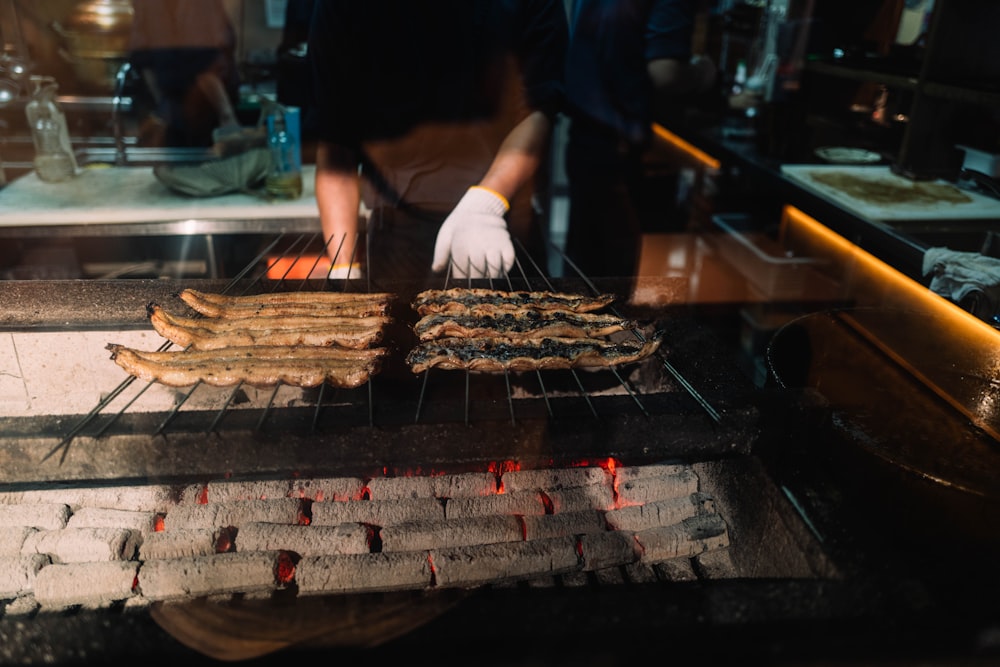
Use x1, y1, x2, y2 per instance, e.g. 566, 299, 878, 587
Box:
153, 514, 165, 532
539, 491, 554, 514
266, 254, 329, 281
297, 500, 312, 526
652, 123, 722, 170
197, 486, 209, 505
215, 528, 235, 553
275, 551, 296, 586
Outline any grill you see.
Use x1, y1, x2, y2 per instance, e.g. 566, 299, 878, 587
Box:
1, 232, 997, 666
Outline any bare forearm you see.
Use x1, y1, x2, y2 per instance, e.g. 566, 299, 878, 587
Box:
315, 142, 364, 264
478, 111, 552, 202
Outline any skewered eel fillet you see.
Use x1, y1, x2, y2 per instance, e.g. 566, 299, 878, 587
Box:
107, 344, 382, 388
405, 335, 662, 373
412, 288, 616, 316
179, 288, 391, 318
148, 305, 388, 350
414, 310, 637, 341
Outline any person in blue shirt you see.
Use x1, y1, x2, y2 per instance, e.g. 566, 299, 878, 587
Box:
564, 0, 716, 278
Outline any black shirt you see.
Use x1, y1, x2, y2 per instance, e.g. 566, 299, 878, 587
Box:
308, 1, 567, 215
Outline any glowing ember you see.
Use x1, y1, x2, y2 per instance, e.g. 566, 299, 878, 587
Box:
275, 551, 296, 585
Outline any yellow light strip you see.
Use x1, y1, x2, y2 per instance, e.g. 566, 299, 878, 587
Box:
783, 205, 1000, 441
651, 123, 722, 170
784, 205, 998, 339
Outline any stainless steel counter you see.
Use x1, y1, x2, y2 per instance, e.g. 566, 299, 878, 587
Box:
0, 164, 319, 238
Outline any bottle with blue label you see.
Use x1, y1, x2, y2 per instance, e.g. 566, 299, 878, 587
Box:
265, 105, 302, 199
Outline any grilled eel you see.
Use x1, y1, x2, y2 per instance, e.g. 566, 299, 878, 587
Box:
413, 310, 637, 341
179, 289, 390, 318
108, 344, 380, 388
412, 288, 616, 316
405, 335, 662, 373
148, 305, 387, 350
184, 289, 395, 306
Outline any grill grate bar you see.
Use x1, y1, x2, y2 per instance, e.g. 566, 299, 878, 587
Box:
255, 384, 282, 432
552, 241, 721, 424
206, 383, 243, 433
56, 230, 700, 449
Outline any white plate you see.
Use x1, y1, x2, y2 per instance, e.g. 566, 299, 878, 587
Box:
814, 146, 882, 164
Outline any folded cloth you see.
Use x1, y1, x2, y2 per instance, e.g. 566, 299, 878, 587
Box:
922, 246, 1000, 320
154, 147, 271, 197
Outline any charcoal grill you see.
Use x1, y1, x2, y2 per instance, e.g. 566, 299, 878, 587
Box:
1, 232, 998, 666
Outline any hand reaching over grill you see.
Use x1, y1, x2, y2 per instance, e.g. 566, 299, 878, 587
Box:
432, 186, 514, 279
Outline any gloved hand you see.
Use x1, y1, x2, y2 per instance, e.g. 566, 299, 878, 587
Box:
432, 186, 514, 279
316, 262, 365, 280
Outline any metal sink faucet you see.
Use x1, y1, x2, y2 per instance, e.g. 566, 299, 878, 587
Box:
111, 61, 131, 166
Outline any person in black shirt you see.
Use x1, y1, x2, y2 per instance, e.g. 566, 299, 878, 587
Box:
308, 1, 567, 281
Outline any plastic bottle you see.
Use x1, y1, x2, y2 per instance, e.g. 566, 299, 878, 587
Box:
25, 76, 77, 183
265, 105, 302, 199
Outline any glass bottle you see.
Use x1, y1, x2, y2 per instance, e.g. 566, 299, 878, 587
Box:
265, 106, 302, 199
25, 77, 77, 183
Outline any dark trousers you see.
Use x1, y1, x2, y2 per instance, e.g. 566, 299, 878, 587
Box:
564, 118, 648, 279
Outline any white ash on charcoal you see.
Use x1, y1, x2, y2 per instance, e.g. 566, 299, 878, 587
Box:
137, 551, 284, 602
501, 467, 612, 493
0, 554, 48, 598
559, 571, 591, 587
296, 551, 433, 595
615, 468, 700, 506
380, 515, 523, 553
579, 530, 641, 571
66, 508, 159, 536
615, 463, 691, 484
635, 514, 730, 563
445, 490, 546, 520
592, 566, 626, 586
235, 522, 370, 557
22, 527, 140, 563
0, 526, 35, 557
653, 557, 698, 582
206, 479, 296, 503
288, 477, 366, 502
694, 547, 739, 579
162, 499, 304, 532
526, 575, 558, 588
3, 594, 40, 616
139, 529, 217, 561
430, 535, 581, 588
367, 472, 498, 501
605, 492, 716, 532
310, 497, 444, 527
521, 510, 607, 541
0, 485, 184, 513
33, 560, 140, 610
0, 504, 70, 531
545, 484, 616, 513
623, 560, 659, 583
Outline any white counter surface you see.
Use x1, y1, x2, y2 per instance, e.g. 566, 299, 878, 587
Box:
781, 165, 1000, 222
0, 164, 319, 227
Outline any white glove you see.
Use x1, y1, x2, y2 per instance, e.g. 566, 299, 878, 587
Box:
321, 262, 365, 280
432, 186, 514, 279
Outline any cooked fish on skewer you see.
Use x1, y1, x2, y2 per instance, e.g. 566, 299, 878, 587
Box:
413, 310, 637, 341
179, 289, 390, 318
108, 344, 379, 388
405, 335, 662, 373
412, 288, 616, 316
